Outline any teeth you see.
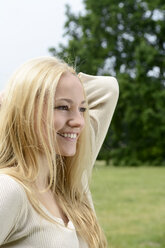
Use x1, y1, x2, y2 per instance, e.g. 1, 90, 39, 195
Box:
58, 133, 77, 139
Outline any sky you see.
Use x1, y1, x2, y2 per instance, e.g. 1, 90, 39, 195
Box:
0, 0, 84, 90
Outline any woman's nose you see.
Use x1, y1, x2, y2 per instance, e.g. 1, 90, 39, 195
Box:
68, 111, 85, 128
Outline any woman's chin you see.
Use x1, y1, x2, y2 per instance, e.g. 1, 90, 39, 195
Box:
56, 148, 76, 157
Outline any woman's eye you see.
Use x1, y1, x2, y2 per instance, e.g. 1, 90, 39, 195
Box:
79, 107, 87, 112
54, 106, 86, 112
54, 105, 69, 111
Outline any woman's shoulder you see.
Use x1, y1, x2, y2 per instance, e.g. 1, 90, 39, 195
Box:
0, 173, 27, 204
0, 173, 24, 188
0, 174, 29, 244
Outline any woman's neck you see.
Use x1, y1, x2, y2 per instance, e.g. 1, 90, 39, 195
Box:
35, 153, 50, 191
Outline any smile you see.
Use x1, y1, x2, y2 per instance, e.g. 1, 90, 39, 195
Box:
57, 132, 77, 141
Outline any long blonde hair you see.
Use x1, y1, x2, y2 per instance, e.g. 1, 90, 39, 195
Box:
0, 56, 107, 247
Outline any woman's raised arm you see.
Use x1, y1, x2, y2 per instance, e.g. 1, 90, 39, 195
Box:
78, 72, 119, 166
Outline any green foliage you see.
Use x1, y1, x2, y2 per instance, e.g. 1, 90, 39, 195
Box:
49, 0, 165, 165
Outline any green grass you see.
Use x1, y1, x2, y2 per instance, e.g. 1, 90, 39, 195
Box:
90, 162, 165, 248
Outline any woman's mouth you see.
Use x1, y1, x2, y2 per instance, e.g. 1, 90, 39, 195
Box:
57, 132, 78, 142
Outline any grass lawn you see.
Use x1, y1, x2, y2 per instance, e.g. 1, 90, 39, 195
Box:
90, 162, 165, 248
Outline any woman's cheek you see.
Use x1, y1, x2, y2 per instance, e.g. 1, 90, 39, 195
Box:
53, 113, 66, 131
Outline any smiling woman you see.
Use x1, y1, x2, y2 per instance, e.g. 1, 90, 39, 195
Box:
0, 56, 119, 248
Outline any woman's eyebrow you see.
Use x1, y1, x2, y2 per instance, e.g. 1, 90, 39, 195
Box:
56, 98, 86, 104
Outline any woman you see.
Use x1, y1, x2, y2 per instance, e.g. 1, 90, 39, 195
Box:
0, 56, 119, 247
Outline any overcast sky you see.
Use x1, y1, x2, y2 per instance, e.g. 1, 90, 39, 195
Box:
0, 0, 83, 90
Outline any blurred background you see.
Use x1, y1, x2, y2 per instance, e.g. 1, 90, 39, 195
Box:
1, 0, 165, 247
0, 0, 84, 90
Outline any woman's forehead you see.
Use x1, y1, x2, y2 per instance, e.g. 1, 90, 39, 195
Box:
55, 72, 85, 101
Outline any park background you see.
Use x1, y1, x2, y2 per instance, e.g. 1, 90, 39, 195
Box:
1, 0, 165, 247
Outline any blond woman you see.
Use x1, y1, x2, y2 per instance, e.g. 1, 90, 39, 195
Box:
0, 56, 119, 247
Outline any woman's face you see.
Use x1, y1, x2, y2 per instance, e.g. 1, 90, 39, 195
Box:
53, 72, 86, 156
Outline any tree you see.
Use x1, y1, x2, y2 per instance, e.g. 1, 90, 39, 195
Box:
49, 0, 165, 165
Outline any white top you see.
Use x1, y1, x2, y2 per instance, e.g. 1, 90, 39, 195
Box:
0, 73, 119, 247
